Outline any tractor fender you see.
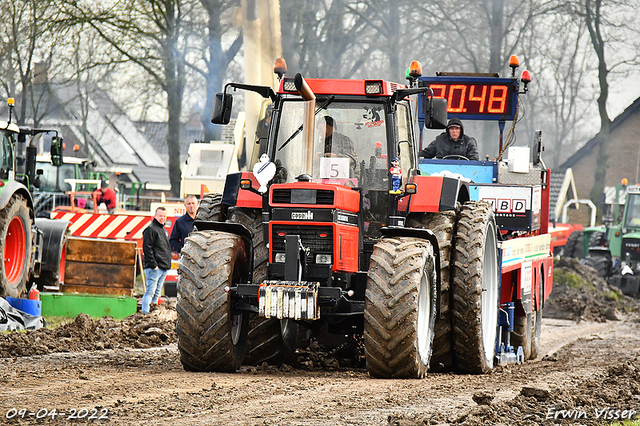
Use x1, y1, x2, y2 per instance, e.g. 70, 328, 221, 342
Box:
0, 181, 34, 218
379, 226, 441, 319
222, 172, 262, 209
192, 220, 255, 283
407, 175, 469, 213
34, 218, 70, 274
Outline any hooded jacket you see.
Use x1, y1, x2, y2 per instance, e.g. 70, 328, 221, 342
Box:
418, 117, 479, 160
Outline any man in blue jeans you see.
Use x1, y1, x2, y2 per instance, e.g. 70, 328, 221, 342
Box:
142, 207, 172, 314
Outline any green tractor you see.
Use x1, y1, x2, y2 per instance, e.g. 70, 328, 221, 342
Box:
0, 98, 70, 297
578, 181, 640, 296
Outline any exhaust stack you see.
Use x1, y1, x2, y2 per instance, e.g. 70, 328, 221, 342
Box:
294, 73, 316, 176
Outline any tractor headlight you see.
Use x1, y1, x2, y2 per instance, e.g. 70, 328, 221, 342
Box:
274, 253, 286, 263
315, 254, 332, 264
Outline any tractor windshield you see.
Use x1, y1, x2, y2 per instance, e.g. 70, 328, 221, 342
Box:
624, 193, 640, 228
274, 100, 391, 190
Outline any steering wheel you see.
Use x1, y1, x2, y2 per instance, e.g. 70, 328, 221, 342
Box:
442, 154, 470, 161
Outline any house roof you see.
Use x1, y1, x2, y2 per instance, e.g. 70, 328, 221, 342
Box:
136, 118, 237, 166
549, 168, 578, 222
559, 97, 640, 170
7, 81, 171, 190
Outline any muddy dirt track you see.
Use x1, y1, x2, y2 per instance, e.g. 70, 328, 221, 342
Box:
3, 260, 640, 425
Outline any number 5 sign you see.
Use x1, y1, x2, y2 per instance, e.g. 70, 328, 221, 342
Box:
320, 157, 349, 179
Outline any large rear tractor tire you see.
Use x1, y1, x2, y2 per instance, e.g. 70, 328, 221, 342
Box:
0, 195, 32, 298
195, 193, 227, 222
407, 211, 456, 372
585, 254, 610, 277
364, 237, 437, 379
562, 230, 584, 259
588, 231, 607, 248
227, 207, 286, 366
176, 231, 249, 372
451, 201, 500, 374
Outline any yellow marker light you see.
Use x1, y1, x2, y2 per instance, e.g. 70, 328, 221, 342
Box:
405, 183, 417, 194
509, 55, 520, 68
7, 98, 14, 107
409, 61, 422, 79
240, 179, 253, 189
274, 57, 287, 78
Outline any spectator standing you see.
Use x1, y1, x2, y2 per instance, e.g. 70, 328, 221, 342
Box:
142, 207, 171, 314
169, 195, 199, 254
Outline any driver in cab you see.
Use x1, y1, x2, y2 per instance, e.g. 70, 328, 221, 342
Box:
316, 115, 358, 177
317, 116, 357, 161
419, 117, 479, 160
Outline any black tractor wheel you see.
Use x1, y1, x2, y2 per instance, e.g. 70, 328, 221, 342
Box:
511, 314, 533, 360
364, 237, 437, 379
588, 231, 607, 248
0, 195, 32, 298
176, 231, 249, 372
451, 201, 500, 374
33, 218, 70, 291
562, 230, 584, 259
585, 254, 610, 277
195, 193, 227, 222
530, 308, 542, 359
407, 211, 456, 372
227, 207, 287, 366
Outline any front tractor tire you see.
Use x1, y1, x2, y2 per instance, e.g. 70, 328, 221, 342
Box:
176, 231, 249, 372
364, 237, 438, 379
0, 194, 32, 298
451, 201, 500, 374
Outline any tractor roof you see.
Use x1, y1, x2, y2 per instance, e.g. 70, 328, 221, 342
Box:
277, 78, 406, 97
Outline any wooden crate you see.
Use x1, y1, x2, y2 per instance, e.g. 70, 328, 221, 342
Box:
62, 237, 137, 296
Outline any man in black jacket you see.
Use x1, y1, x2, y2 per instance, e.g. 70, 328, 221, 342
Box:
142, 207, 172, 314
169, 195, 199, 254
419, 117, 479, 160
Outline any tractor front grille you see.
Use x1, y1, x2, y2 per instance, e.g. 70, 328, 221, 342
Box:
272, 189, 334, 205
622, 238, 640, 262
271, 225, 333, 253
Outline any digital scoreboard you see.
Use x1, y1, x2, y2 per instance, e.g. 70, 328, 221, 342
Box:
418, 76, 519, 121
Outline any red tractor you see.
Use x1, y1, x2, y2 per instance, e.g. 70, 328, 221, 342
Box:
176, 58, 551, 378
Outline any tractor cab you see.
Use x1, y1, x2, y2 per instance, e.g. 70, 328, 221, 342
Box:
271, 88, 418, 239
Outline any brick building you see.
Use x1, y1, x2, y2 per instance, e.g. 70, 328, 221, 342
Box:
559, 97, 640, 225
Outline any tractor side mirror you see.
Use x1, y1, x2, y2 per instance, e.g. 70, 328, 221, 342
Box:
211, 93, 233, 125
423, 97, 447, 129
50, 136, 64, 167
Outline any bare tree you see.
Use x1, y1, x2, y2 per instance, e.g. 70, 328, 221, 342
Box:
185, 0, 242, 142
0, 0, 63, 126
560, 0, 640, 204
61, 0, 197, 196
519, 10, 597, 167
